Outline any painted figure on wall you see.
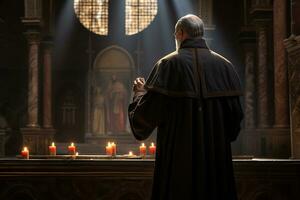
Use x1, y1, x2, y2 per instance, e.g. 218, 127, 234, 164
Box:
92, 86, 106, 135
105, 74, 128, 133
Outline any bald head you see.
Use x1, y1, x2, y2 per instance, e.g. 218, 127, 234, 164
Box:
175, 14, 204, 38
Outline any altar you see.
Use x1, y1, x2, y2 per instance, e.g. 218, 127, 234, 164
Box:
0, 0, 299, 200
0, 159, 299, 200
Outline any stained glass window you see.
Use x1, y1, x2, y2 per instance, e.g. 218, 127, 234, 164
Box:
74, 0, 109, 35
125, 0, 158, 35
74, 0, 158, 36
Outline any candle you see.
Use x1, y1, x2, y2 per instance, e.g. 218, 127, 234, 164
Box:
149, 142, 156, 156
106, 142, 113, 156
21, 147, 29, 159
68, 142, 76, 155
111, 142, 117, 156
49, 142, 56, 156
128, 151, 134, 157
139, 143, 147, 157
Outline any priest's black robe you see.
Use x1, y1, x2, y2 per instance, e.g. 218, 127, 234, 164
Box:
128, 38, 244, 200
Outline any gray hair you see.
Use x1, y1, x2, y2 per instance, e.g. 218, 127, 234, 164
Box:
175, 14, 204, 38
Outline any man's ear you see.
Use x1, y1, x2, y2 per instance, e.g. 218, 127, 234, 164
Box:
179, 30, 186, 41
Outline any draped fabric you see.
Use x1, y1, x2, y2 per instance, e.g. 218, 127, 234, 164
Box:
129, 38, 244, 200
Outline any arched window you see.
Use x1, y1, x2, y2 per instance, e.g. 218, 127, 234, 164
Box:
74, 0, 109, 35
125, 0, 158, 35
74, 0, 158, 36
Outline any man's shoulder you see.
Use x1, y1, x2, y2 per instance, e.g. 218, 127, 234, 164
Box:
159, 51, 178, 63
156, 50, 189, 68
209, 50, 232, 65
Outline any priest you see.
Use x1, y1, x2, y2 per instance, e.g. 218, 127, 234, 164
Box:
128, 14, 244, 200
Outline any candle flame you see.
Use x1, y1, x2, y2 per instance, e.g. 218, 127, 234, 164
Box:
111, 142, 115, 145
23, 147, 28, 151
151, 142, 155, 147
51, 142, 55, 146
71, 142, 74, 146
141, 143, 145, 147
76, 152, 79, 156
129, 151, 133, 156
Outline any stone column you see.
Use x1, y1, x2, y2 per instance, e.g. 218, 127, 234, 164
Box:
273, 0, 289, 128
25, 31, 40, 128
244, 45, 256, 129
257, 25, 269, 128
43, 41, 53, 128
21, 0, 54, 155
239, 27, 257, 155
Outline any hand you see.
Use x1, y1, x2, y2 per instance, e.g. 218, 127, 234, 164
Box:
133, 77, 146, 94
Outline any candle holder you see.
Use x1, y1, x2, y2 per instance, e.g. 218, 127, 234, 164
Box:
128, 151, 135, 158
71, 152, 79, 159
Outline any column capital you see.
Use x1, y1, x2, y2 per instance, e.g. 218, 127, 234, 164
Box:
24, 31, 41, 45
249, 0, 273, 24
250, 0, 272, 10
42, 39, 53, 51
239, 26, 257, 46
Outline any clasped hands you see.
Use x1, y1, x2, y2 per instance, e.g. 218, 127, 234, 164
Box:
133, 77, 147, 96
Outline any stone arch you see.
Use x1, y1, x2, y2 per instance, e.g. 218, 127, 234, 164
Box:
93, 45, 135, 71
90, 45, 135, 135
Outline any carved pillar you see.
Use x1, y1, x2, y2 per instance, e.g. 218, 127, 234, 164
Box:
240, 27, 256, 129
43, 41, 53, 129
239, 27, 258, 155
256, 25, 269, 128
247, 0, 290, 158
244, 44, 256, 129
273, 0, 289, 128
21, 0, 54, 155
25, 31, 40, 128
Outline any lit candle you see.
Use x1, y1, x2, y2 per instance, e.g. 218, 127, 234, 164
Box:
149, 142, 156, 156
106, 142, 113, 156
68, 142, 76, 155
111, 142, 117, 156
49, 142, 56, 156
128, 151, 134, 157
139, 143, 147, 157
21, 147, 29, 159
